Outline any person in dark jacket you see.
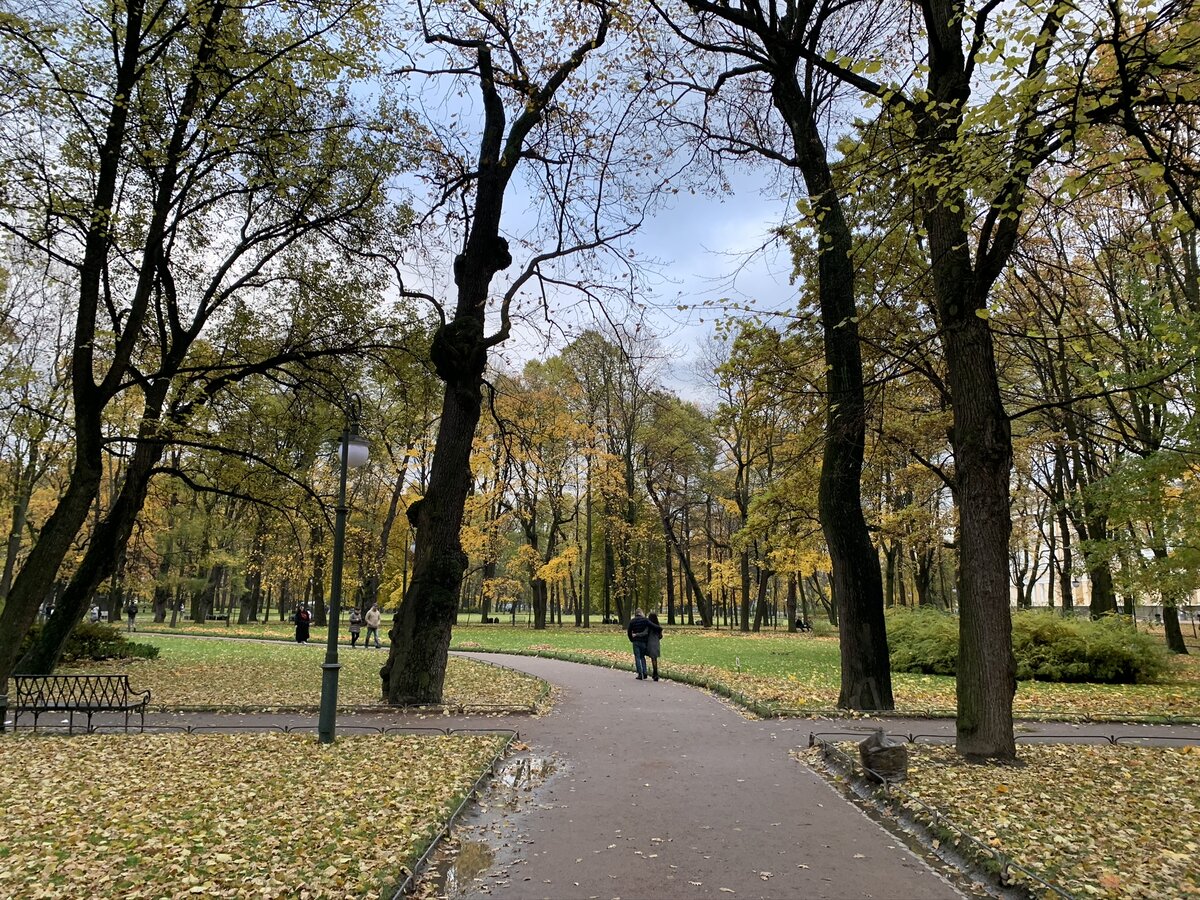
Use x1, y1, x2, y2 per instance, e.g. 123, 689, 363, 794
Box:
293, 605, 311, 644
646, 612, 664, 681
627, 608, 651, 680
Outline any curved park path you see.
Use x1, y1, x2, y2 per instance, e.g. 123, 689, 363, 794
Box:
94, 645, 1200, 899
449, 652, 966, 900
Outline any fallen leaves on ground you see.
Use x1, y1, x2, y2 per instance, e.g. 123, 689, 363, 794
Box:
72, 636, 546, 711
0, 732, 508, 898
826, 743, 1199, 899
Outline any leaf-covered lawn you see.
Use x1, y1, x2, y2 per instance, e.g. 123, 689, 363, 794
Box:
71, 635, 546, 711
893, 744, 1200, 899
448, 625, 1200, 719
0, 732, 508, 898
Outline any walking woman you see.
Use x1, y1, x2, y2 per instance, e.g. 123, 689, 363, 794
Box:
646, 613, 664, 681
293, 605, 311, 644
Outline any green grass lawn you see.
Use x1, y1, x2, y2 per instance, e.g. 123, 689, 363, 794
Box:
71, 634, 546, 711
448, 623, 1200, 720
132, 617, 1200, 719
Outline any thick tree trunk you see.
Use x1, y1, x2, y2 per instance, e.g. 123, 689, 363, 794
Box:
1084, 514, 1118, 617
382, 349, 483, 702
17, 428, 165, 673
1163, 604, 1189, 655
924, 216, 1016, 758
771, 65, 892, 710
916, 0, 1021, 760
0, 447, 102, 694
532, 578, 548, 629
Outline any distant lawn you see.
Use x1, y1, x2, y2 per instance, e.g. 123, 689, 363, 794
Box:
0, 731, 508, 898
448, 624, 1200, 720
70, 634, 546, 711
130, 617, 1200, 719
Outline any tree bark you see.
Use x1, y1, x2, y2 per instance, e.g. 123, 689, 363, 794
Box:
380, 23, 617, 700
766, 33, 892, 710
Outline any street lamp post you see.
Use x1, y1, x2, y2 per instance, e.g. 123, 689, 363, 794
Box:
318, 419, 369, 745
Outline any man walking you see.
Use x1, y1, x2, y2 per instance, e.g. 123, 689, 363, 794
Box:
364, 602, 383, 648
627, 608, 651, 680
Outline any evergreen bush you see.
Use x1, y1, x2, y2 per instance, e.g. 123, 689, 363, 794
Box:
19, 621, 160, 664
887, 608, 1168, 684
886, 608, 959, 676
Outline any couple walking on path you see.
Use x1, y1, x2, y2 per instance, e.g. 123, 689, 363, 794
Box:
627, 608, 663, 680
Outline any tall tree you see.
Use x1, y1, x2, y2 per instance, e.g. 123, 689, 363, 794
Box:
655, 0, 894, 708
0, 0, 409, 683
381, 0, 675, 702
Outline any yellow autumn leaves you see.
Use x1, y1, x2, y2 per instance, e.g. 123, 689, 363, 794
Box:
0, 732, 510, 899
861, 744, 1199, 899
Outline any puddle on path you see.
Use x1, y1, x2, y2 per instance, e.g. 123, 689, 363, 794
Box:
416, 754, 560, 899
442, 841, 494, 897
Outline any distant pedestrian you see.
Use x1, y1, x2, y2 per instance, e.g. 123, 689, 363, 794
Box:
124, 599, 139, 632
348, 607, 363, 648
364, 602, 382, 648
627, 608, 651, 680
646, 612, 663, 682
294, 605, 311, 644
89, 605, 101, 624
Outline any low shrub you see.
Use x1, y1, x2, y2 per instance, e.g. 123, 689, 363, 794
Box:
19, 621, 160, 664
1012, 612, 1168, 683
886, 608, 959, 676
887, 608, 1169, 684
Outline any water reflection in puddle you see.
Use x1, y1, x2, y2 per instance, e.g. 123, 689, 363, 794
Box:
425, 755, 558, 897
443, 841, 494, 897
497, 756, 556, 792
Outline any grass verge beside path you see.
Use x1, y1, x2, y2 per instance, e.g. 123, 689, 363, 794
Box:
806, 742, 1200, 900
448, 625, 1200, 721
131, 619, 1200, 719
0, 731, 509, 899
71, 635, 547, 711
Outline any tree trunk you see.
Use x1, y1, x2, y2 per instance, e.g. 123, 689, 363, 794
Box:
583, 465, 593, 628
17, 434, 165, 673
752, 566, 771, 633
771, 69, 892, 711
309, 526, 327, 627
664, 513, 676, 624
532, 578, 548, 629
1084, 514, 1118, 618
739, 550, 752, 633
0, 442, 39, 603
1163, 603, 1189, 655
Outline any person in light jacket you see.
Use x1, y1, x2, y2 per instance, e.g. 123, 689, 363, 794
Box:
646, 612, 664, 682
364, 602, 382, 648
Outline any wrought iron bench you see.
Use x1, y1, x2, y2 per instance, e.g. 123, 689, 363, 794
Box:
12, 674, 151, 733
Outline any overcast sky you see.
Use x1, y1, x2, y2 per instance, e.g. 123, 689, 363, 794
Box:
486, 166, 805, 402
